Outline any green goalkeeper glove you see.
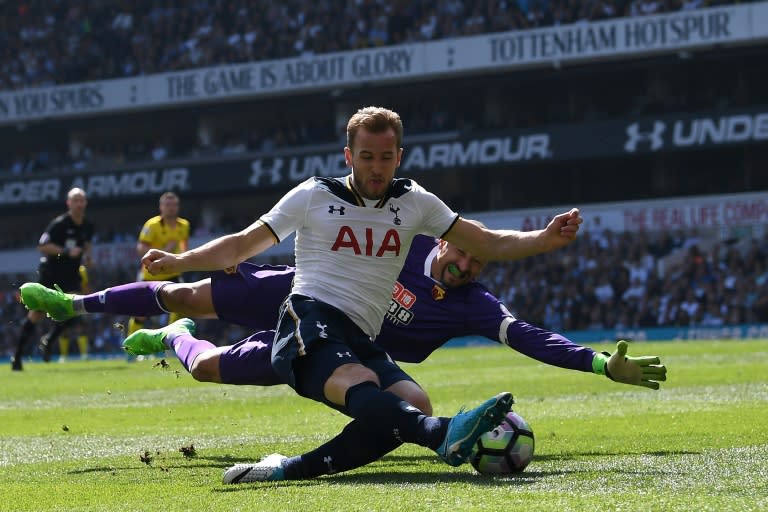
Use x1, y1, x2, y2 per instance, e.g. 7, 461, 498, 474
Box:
592, 340, 667, 390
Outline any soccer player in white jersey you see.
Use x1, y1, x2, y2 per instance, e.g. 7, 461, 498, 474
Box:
132, 106, 583, 482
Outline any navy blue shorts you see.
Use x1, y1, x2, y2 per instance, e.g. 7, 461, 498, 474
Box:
271, 294, 414, 411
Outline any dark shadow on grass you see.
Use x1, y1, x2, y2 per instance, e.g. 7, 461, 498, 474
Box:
211, 469, 551, 492
70, 450, 701, 483
68, 461, 228, 475
532, 449, 701, 462
320, 470, 546, 486
69, 466, 126, 475
68, 455, 291, 476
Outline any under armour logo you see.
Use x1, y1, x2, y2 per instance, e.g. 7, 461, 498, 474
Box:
328, 205, 346, 215
624, 121, 665, 153
389, 204, 401, 225
316, 321, 328, 338
336, 351, 351, 358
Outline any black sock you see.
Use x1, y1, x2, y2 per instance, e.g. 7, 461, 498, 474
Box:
14, 318, 36, 359
344, 382, 448, 449
45, 317, 79, 344
283, 420, 402, 479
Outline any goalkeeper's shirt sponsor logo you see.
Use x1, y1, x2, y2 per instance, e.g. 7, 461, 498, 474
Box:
386, 280, 416, 326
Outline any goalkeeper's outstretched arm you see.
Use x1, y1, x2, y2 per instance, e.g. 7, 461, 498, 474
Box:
592, 340, 667, 390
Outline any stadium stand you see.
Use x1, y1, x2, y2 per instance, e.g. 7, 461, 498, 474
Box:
1, 0, 761, 175
2, 0, 715, 92
2, 225, 767, 359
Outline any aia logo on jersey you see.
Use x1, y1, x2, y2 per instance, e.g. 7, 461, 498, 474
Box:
387, 280, 416, 325
331, 226, 401, 256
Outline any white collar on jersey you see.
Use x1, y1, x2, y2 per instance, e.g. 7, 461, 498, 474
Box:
424, 243, 439, 280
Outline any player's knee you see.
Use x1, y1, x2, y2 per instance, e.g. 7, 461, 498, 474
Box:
161, 283, 191, 313
407, 392, 432, 415
325, 364, 380, 405
386, 381, 432, 415
188, 351, 221, 383
28, 309, 46, 323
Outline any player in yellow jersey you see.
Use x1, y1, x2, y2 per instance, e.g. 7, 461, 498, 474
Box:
127, 191, 190, 336
58, 264, 91, 361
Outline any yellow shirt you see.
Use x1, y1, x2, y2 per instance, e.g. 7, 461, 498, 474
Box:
79, 265, 90, 293
138, 216, 190, 280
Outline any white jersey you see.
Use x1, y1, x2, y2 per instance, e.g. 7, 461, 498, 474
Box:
260, 175, 458, 337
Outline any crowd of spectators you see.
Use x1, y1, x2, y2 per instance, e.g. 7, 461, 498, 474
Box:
2, 226, 767, 361
2, 0, 766, 361
1, 0, 733, 92
1, 0, 751, 176
484, 227, 768, 332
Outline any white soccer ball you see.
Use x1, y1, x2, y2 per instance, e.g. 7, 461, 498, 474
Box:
470, 410, 535, 474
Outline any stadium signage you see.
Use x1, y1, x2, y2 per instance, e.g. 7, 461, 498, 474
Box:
246, 133, 553, 187
488, 8, 733, 62
1, 3, 767, 125
0, 179, 60, 204
559, 322, 768, 343
0, 84, 105, 120
164, 47, 414, 101
620, 198, 768, 230
249, 154, 348, 186
623, 112, 768, 153
2, 106, 767, 207
0, 168, 190, 206
403, 135, 552, 169
68, 168, 191, 197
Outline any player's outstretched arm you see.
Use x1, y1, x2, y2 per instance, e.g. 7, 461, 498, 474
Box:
444, 209, 583, 262
593, 340, 668, 390
143, 221, 277, 276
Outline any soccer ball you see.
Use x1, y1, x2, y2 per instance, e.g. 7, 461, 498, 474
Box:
470, 410, 535, 474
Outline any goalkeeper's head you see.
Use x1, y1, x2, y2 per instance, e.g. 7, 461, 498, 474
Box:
432, 220, 488, 288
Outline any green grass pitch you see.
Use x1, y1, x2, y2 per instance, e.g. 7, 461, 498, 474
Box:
1, 339, 766, 512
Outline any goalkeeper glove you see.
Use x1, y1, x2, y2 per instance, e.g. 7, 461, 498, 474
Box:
592, 340, 667, 390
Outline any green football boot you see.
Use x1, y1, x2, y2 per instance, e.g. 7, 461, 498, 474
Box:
122, 318, 196, 356
19, 283, 76, 321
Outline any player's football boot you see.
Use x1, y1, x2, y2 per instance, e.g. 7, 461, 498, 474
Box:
436, 391, 514, 467
222, 453, 288, 484
122, 318, 196, 356
19, 283, 76, 322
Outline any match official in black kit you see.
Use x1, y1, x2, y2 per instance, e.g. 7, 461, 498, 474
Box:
11, 187, 94, 371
